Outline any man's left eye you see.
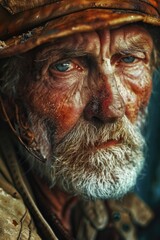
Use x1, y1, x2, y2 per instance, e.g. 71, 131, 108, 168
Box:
121, 56, 136, 63
54, 62, 71, 72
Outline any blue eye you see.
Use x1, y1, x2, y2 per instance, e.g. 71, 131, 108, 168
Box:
54, 62, 70, 72
121, 56, 136, 63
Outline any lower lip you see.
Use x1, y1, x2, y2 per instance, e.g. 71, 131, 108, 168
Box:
95, 140, 120, 150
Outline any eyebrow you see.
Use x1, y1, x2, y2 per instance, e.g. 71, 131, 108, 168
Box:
114, 34, 152, 54
35, 32, 152, 63
35, 46, 96, 63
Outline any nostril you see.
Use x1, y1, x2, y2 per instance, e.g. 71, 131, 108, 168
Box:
86, 116, 119, 127
84, 98, 99, 121
92, 116, 118, 125
84, 93, 125, 124
92, 117, 104, 126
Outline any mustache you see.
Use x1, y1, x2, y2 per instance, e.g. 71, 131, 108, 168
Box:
55, 115, 145, 156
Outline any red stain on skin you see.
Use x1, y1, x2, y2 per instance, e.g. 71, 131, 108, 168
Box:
100, 83, 113, 118
25, 81, 84, 142
124, 73, 152, 122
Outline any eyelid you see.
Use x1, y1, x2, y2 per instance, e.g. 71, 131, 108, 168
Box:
112, 51, 146, 64
49, 58, 87, 76
52, 56, 89, 70
51, 59, 71, 67
119, 51, 146, 59
49, 60, 74, 74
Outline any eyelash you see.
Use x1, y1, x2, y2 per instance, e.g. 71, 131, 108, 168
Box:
48, 52, 143, 76
49, 58, 85, 74
120, 56, 137, 64
53, 61, 72, 72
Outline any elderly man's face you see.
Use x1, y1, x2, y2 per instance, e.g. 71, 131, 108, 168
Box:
21, 24, 153, 199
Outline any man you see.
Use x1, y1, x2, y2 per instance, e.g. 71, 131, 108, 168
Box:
0, 0, 159, 239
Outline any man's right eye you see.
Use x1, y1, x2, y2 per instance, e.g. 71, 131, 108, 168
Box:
53, 62, 71, 72
49, 59, 84, 75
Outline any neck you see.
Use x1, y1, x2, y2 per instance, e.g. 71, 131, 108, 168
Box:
32, 174, 77, 232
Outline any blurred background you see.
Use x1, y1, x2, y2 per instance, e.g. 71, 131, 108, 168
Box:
136, 68, 160, 240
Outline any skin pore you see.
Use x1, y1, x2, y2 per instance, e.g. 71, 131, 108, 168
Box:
18, 24, 153, 200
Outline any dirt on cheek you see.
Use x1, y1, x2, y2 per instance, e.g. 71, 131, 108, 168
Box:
121, 68, 152, 121
25, 83, 83, 141
130, 83, 152, 122
125, 100, 140, 123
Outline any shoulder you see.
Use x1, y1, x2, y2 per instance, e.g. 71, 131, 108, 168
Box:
0, 153, 42, 239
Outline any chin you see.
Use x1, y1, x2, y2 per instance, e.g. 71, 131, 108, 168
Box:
52, 144, 145, 200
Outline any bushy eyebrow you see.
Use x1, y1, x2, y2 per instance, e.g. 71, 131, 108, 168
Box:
34, 46, 98, 77
35, 46, 96, 63
35, 31, 153, 64
114, 34, 152, 54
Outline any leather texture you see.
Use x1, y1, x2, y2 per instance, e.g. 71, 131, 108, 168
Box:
0, 0, 160, 14
0, 0, 160, 58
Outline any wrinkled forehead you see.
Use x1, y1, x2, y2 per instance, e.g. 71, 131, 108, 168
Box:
34, 23, 153, 59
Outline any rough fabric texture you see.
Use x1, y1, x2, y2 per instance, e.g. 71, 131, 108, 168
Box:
0, 154, 42, 240
0, 122, 58, 240
73, 194, 154, 240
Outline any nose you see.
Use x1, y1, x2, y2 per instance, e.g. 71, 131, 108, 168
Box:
84, 74, 125, 124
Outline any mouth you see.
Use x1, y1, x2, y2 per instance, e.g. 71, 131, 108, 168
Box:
94, 139, 121, 151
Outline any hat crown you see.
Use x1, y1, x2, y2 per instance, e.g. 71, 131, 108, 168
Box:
0, 0, 160, 15
0, 0, 54, 14
0, 0, 160, 58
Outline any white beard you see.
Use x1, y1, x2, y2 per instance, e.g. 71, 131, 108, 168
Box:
25, 114, 146, 200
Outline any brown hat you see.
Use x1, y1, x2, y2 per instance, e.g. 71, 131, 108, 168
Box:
0, 0, 160, 58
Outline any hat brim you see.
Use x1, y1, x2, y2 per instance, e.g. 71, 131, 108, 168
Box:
0, 8, 160, 58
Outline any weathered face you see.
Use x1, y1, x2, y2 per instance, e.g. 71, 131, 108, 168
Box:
20, 24, 153, 199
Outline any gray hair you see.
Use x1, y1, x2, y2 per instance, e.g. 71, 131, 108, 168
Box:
0, 55, 24, 98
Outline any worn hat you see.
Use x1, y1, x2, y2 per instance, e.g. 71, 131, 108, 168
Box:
0, 0, 160, 58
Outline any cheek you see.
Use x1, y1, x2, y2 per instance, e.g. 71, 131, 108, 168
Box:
52, 102, 82, 142
25, 83, 85, 143
119, 66, 152, 122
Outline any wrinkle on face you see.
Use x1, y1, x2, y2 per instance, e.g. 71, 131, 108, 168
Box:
111, 25, 153, 56
18, 23, 155, 199
22, 24, 153, 143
